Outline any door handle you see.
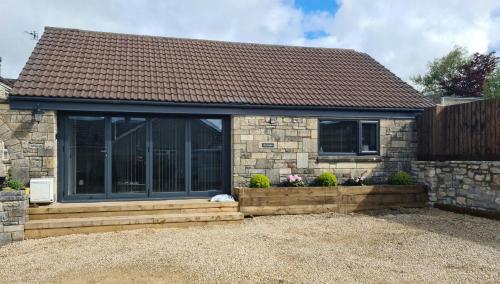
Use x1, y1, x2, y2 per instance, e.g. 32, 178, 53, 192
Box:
100, 149, 108, 157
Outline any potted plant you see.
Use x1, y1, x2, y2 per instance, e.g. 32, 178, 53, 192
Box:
388, 171, 414, 185
282, 174, 305, 187
2, 178, 27, 194
249, 174, 271, 188
343, 176, 365, 186
314, 172, 338, 187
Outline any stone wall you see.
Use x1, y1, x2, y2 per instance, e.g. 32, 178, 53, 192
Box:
0, 101, 57, 184
412, 161, 500, 212
232, 116, 417, 187
0, 191, 28, 246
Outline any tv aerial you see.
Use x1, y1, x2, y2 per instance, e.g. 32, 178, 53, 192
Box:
25, 31, 39, 40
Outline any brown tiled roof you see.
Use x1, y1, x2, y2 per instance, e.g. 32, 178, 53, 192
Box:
0, 76, 15, 88
12, 27, 433, 109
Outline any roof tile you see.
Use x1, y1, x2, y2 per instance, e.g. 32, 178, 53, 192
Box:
11, 27, 433, 109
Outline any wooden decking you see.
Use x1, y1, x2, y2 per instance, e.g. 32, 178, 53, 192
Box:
25, 199, 243, 239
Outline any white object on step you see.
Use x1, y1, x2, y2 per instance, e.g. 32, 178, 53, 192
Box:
210, 194, 235, 202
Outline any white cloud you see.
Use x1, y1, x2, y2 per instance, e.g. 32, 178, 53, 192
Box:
302, 0, 500, 81
0, 0, 307, 78
0, 0, 499, 83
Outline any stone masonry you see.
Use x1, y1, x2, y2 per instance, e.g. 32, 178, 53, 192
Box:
0, 100, 57, 184
0, 191, 28, 246
232, 116, 417, 187
412, 161, 500, 212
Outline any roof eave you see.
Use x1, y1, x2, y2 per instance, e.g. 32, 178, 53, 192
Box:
8, 95, 428, 119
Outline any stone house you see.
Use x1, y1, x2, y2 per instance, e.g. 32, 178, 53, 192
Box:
0, 76, 16, 99
6, 27, 433, 202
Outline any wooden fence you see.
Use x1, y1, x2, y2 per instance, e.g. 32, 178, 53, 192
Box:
417, 99, 500, 161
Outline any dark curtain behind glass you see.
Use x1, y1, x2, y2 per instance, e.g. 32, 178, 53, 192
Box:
319, 121, 358, 153
152, 118, 186, 193
111, 117, 147, 194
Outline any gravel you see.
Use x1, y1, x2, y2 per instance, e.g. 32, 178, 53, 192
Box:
0, 208, 499, 283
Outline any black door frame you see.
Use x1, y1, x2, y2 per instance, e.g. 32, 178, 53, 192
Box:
57, 112, 231, 202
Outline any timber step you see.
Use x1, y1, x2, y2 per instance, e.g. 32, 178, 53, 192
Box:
25, 211, 244, 239
29, 199, 239, 220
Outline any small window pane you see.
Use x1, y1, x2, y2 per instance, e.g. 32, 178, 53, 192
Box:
361, 123, 377, 152
319, 120, 358, 153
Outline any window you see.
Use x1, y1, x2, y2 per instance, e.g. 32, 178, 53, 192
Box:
361, 122, 378, 153
319, 120, 379, 155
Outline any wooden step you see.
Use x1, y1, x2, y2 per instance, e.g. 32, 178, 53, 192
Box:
25, 211, 244, 239
29, 199, 239, 220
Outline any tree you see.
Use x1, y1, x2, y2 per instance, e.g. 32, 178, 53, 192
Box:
411, 46, 468, 100
412, 47, 499, 99
440, 52, 497, 97
484, 68, 500, 99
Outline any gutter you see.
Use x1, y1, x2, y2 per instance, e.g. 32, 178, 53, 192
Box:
8, 95, 427, 113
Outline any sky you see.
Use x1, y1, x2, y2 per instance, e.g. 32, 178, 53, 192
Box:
0, 0, 499, 83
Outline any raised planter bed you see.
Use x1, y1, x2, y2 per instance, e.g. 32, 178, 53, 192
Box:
234, 187, 338, 216
234, 185, 427, 216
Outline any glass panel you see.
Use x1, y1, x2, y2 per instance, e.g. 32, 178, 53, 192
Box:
191, 119, 223, 192
152, 118, 185, 193
361, 122, 378, 152
111, 117, 147, 194
319, 120, 358, 153
67, 116, 105, 195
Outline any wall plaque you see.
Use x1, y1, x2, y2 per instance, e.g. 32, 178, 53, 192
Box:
261, 142, 275, 148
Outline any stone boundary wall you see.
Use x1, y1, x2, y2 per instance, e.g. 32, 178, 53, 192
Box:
232, 116, 417, 188
411, 161, 500, 212
0, 191, 28, 246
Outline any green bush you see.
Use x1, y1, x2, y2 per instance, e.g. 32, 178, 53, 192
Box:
249, 174, 270, 188
315, 172, 338, 187
6, 179, 25, 190
389, 171, 414, 185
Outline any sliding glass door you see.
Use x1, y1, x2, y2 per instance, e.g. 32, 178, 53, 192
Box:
111, 117, 147, 196
61, 114, 228, 201
191, 119, 223, 192
67, 116, 106, 197
151, 118, 186, 194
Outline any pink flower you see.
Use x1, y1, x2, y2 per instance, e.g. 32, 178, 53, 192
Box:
288, 175, 296, 182
296, 175, 302, 181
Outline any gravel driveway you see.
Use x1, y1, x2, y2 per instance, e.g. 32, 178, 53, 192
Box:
1, 208, 499, 283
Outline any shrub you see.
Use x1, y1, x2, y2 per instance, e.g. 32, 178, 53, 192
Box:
283, 174, 305, 187
249, 174, 270, 188
6, 179, 25, 190
315, 172, 338, 187
389, 171, 414, 185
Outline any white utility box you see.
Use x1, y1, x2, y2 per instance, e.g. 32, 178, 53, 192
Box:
30, 177, 54, 203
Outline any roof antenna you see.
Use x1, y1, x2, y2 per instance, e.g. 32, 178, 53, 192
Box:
24, 30, 39, 40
